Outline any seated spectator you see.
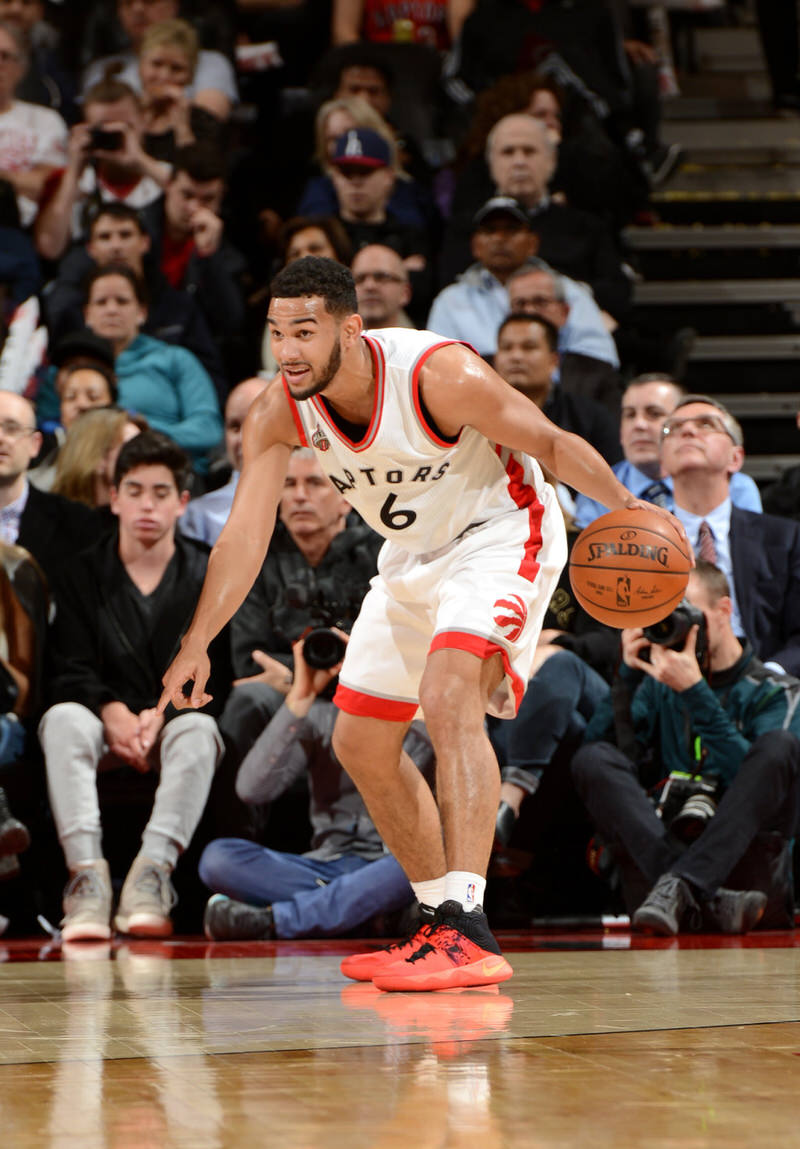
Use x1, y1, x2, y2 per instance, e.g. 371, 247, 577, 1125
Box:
328, 126, 434, 320
0, 540, 48, 882
42, 201, 227, 401
82, 263, 223, 472
427, 197, 538, 357
352, 242, 413, 329
332, 0, 473, 51
0, 389, 97, 591
506, 259, 620, 409
448, 68, 647, 230
137, 18, 225, 163
140, 144, 247, 363
216, 447, 381, 816
572, 561, 800, 934
0, 18, 67, 226
180, 376, 268, 546
52, 406, 145, 509
82, 0, 237, 122
279, 214, 352, 267
493, 313, 621, 466
33, 71, 171, 262
0, 177, 40, 307
200, 632, 433, 941
29, 357, 118, 490
0, 0, 77, 122
37, 430, 229, 940
298, 96, 432, 232
658, 394, 800, 676
33, 326, 115, 428
573, 375, 763, 529
441, 114, 632, 322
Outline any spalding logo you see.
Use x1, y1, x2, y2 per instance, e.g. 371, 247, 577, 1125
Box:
587, 539, 669, 566
493, 594, 527, 642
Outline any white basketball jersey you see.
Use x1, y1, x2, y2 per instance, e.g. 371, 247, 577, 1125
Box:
283, 328, 549, 556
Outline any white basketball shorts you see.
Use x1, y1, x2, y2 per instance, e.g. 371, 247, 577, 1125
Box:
334, 494, 567, 722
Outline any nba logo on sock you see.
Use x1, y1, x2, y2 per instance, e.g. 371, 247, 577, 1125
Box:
466, 882, 476, 905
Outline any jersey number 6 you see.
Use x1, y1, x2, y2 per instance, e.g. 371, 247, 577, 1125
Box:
380, 493, 417, 530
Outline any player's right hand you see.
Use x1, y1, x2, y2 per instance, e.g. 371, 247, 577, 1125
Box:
158, 644, 213, 713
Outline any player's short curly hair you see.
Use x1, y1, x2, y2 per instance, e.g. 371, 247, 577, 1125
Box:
270, 256, 357, 318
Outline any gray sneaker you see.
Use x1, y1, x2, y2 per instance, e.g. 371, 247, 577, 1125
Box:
633, 873, 701, 936
61, 859, 113, 942
203, 894, 275, 940
703, 887, 767, 934
114, 856, 176, 938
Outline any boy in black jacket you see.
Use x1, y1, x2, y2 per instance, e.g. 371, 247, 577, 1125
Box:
38, 432, 228, 941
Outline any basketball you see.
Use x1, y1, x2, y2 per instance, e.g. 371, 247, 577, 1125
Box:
568, 508, 692, 628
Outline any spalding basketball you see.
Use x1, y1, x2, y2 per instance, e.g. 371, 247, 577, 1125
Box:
568, 508, 691, 628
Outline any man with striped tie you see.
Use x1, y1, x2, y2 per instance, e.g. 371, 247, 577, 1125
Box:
659, 395, 800, 677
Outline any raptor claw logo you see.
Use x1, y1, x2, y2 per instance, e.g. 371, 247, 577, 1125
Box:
493, 594, 527, 643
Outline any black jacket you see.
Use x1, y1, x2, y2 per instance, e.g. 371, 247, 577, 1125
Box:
17, 483, 99, 594
730, 506, 800, 677
46, 529, 231, 719
231, 515, 383, 679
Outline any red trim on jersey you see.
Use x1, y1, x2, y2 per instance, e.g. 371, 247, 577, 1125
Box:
281, 377, 309, 446
334, 683, 418, 722
429, 631, 525, 712
497, 446, 544, 582
309, 335, 384, 453
410, 340, 472, 448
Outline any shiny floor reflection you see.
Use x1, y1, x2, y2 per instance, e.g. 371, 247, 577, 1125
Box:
2, 935, 800, 1147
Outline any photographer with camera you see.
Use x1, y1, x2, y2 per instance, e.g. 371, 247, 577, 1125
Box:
200, 630, 433, 941
212, 447, 381, 835
571, 560, 800, 936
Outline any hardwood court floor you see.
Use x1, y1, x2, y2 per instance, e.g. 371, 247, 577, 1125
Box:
2, 930, 800, 1148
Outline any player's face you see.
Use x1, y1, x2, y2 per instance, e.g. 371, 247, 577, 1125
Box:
111, 462, 188, 544
268, 296, 344, 400
620, 380, 680, 469
279, 454, 349, 540
659, 402, 743, 479
470, 217, 536, 278
507, 271, 568, 329
59, 368, 114, 430
88, 216, 150, 271
489, 117, 555, 203
494, 320, 557, 402
352, 245, 410, 326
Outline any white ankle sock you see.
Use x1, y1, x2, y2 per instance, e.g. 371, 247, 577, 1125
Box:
410, 877, 446, 908
444, 871, 486, 912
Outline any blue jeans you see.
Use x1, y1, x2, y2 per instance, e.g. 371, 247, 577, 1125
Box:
198, 838, 413, 938
491, 650, 610, 794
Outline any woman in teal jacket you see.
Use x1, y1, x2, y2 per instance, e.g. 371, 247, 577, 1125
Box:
83, 263, 223, 472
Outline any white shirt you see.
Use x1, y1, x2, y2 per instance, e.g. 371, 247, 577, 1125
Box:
0, 100, 68, 225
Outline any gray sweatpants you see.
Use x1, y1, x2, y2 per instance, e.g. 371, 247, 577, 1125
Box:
39, 703, 223, 870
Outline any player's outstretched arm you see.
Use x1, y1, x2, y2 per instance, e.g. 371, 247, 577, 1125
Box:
419, 345, 687, 539
158, 381, 298, 712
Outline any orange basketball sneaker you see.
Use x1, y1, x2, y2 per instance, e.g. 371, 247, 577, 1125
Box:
372, 901, 513, 992
340, 907, 436, 982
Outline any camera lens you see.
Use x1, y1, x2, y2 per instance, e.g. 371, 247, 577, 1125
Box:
303, 627, 346, 670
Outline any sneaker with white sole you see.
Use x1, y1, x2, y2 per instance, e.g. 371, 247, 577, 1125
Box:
61, 859, 113, 942
114, 856, 176, 938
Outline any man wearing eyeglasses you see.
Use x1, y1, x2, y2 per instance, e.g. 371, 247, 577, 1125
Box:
351, 244, 413, 331
0, 390, 97, 589
660, 394, 800, 677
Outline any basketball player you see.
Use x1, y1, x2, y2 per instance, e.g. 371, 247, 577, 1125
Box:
159, 257, 682, 992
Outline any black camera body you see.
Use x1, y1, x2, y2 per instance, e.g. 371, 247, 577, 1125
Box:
656, 771, 719, 841
642, 599, 708, 664
89, 126, 124, 152
284, 582, 356, 670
